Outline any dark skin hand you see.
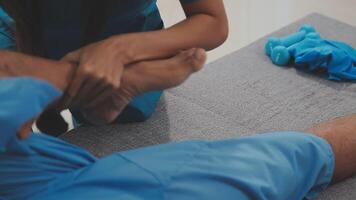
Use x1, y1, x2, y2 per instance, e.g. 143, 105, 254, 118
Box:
61, 0, 228, 111
0, 48, 206, 138
82, 48, 207, 124
61, 39, 125, 110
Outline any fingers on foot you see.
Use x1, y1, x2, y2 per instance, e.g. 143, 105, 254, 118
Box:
176, 48, 207, 73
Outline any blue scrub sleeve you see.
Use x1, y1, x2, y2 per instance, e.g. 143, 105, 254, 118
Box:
0, 77, 61, 152
1, 131, 334, 200
0, 7, 16, 50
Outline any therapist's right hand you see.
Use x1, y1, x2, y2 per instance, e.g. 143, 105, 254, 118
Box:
61, 39, 125, 110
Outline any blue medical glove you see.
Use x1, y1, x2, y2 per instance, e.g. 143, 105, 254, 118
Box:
289, 38, 356, 81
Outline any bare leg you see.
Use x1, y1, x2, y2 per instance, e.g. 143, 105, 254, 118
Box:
307, 115, 356, 183
81, 48, 207, 124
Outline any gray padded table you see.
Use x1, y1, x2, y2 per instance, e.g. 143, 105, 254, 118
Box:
62, 13, 356, 199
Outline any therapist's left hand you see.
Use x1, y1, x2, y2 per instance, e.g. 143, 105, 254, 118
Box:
61, 38, 126, 109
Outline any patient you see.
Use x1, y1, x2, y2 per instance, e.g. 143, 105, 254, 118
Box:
1, 49, 356, 200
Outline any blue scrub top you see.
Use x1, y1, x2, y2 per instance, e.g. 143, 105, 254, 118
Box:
0, 0, 199, 123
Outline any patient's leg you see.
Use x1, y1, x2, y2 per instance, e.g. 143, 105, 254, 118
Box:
307, 115, 356, 183
81, 48, 206, 125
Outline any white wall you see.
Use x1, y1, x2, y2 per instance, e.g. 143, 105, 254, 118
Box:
157, 0, 356, 63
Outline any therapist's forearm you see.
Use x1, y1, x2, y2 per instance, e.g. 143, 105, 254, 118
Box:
110, 14, 228, 63
0, 50, 76, 91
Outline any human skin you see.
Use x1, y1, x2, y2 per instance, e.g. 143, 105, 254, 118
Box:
61, 0, 228, 109
0, 50, 76, 92
82, 48, 207, 125
307, 115, 356, 183
0, 47, 207, 134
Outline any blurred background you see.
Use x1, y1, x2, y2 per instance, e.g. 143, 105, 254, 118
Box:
158, 0, 356, 63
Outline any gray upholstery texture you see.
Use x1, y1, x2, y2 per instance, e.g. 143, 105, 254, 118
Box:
61, 13, 356, 199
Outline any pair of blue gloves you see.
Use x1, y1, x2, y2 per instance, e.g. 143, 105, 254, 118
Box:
265, 24, 356, 81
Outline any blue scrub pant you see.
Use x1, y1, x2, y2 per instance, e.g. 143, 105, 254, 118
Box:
0, 131, 334, 200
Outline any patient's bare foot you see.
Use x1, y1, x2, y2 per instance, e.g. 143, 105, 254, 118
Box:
82, 48, 206, 125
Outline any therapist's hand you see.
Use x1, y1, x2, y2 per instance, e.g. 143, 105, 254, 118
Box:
82, 48, 206, 124
61, 38, 127, 109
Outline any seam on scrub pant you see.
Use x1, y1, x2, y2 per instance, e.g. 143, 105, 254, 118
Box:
118, 153, 164, 188
161, 141, 213, 200
120, 141, 206, 200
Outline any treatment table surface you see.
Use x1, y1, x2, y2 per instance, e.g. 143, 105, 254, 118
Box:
62, 13, 356, 200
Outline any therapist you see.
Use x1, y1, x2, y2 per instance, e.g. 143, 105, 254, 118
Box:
0, 0, 228, 126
